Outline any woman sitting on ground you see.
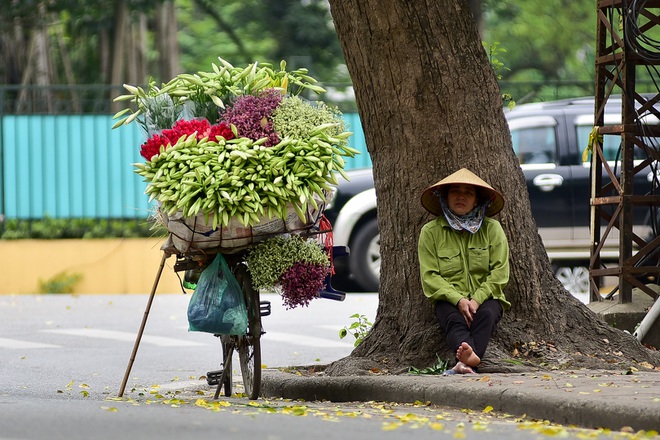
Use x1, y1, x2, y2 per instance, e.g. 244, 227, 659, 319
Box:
418, 168, 510, 374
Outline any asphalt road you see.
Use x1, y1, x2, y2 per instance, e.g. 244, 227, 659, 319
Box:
1, 292, 377, 396
1, 293, 644, 440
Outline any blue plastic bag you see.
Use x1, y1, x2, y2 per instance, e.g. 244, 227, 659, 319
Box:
187, 254, 248, 335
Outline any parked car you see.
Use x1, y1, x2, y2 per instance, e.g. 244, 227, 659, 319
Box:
323, 96, 659, 299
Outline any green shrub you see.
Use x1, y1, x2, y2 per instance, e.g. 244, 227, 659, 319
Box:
0, 217, 167, 239
38, 271, 83, 294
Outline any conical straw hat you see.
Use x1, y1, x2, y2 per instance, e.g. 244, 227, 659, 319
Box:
420, 168, 504, 217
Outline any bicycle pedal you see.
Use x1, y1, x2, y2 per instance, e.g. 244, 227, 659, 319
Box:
206, 369, 224, 386
260, 300, 271, 317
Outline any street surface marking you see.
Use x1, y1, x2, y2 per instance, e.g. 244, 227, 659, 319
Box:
0, 337, 60, 349
262, 331, 352, 348
315, 324, 348, 331
41, 328, 207, 347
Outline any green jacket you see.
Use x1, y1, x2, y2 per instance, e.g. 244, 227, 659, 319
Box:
418, 216, 511, 310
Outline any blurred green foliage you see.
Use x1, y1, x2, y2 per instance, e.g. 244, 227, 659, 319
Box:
0, 217, 167, 239
178, 0, 348, 85
483, 0, 660, 103
7, 0, 656, 107
38, 271, 83, 294
1, 0, 348, 86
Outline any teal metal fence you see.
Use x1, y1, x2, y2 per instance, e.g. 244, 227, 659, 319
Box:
0, 114, 371, 219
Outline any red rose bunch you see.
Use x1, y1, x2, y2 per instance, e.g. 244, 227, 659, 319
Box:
139, 118, 234, 160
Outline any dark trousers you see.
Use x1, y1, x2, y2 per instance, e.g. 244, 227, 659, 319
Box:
434, 299, 503, 359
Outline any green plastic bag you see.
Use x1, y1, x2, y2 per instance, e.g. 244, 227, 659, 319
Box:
187, 254, 248, 335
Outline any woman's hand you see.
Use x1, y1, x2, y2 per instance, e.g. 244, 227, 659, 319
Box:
458, 298, 480, 327
457, 298, 473, 326
468, 299, 479, 315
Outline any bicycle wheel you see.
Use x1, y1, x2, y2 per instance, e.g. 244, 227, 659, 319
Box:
234, 263, 262, 400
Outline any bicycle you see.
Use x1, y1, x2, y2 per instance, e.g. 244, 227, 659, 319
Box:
173, 242, 348, 400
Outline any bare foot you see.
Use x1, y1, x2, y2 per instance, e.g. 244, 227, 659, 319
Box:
456, 342, 481, 367
452, 362, 475, 374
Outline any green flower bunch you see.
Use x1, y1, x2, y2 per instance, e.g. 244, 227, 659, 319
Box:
246, 235, 329, 299
112, 58, 325, 131
272, 96, 347, 145
140, 92, 183, 135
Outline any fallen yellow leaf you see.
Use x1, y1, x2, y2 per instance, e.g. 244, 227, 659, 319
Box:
473, 422, 489, 431
382, 422, 401, 431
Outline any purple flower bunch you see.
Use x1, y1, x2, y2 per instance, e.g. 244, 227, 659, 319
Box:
222, 89, 282, 146
278, 262, 330, 309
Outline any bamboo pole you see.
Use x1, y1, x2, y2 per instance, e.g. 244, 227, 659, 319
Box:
118, 252, 168, 397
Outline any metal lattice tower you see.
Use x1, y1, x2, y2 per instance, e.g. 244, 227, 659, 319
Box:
591, 0, 660, 303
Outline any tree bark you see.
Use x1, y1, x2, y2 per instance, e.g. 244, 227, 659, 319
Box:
128, 13, 148, 85
18, 4, 53, 113
110, 0, 128, 88
54, 14, 81, 112
156, 1, 181, 81
325, 0, 659, 375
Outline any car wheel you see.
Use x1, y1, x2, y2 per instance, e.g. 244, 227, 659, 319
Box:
555, 266, 590, 303
349, 218, 380, 292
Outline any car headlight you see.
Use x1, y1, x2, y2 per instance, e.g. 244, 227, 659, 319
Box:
325, 186, 338, 210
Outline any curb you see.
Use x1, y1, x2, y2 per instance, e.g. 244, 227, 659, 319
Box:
260, 370, 660, 432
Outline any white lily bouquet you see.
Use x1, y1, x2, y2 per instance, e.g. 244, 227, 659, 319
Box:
113, 57, 357, 253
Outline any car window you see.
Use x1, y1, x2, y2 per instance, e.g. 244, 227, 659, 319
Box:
575, 124, 625, 162
510, 125, 558, 165
575, 114, 653, 162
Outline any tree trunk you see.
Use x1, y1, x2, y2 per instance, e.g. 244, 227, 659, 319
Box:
54, 14, 81, 112
467, 0, 484, 37
110, 0, 128, 86
99, 29, 110, 84
128, 13, 148, 85
326, 0, 659, 375
18, 5, 53, 113
0, 19, 27, 84
156, 1, 181, 80
110, 0, 128, 114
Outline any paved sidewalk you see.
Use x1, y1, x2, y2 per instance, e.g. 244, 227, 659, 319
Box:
260, 368, 660, 432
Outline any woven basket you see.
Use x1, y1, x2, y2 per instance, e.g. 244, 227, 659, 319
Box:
159, 190, 330, 256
